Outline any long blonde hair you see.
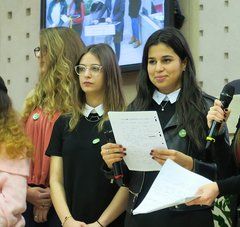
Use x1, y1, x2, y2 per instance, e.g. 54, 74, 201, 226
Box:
22, 27, 85, 129
0, 77, 32, 159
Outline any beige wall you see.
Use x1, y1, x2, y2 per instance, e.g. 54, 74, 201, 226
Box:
0, 0, 40, 111
0, 0, 240, 132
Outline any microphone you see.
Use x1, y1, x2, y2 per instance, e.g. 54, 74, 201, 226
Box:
206, 84, 235, 148
104, 122, 124, 187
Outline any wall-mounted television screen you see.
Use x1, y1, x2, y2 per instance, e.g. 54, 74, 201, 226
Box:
41, 0, 174, 72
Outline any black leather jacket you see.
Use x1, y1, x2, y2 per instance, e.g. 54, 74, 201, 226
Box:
103, 93, 235, 214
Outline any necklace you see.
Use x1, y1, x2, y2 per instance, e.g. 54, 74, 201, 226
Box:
160, 101, 170, 111
84, 113, 101, 122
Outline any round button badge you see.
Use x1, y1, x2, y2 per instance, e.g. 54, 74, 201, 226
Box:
178, 129, 187, 138
32, 113, 40, 120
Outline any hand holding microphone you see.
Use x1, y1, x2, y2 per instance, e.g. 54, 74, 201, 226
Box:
207, 99, 231, 129
101, 142, 126, 187
206, 84, 235, 148
102, 124, 126, 186
101, 143, 126, 170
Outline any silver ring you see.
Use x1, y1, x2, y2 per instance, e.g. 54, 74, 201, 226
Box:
34, 215, 38, 218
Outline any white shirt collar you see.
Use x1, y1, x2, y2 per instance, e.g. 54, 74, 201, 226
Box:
83, 104, 104, 117
152, 88, 181, 105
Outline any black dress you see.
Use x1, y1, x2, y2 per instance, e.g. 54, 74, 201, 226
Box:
46, 115, 124, 226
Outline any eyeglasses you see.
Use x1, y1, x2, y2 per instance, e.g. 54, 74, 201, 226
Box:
75, 64, 103, 77
34, 46, 47, 57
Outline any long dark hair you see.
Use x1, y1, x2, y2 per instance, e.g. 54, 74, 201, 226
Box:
78, 43, 126, 128
0, 77, 10, 123
129, 27, 208, 150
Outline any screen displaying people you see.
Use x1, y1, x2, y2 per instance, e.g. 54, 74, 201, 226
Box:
45, 0, 166, 66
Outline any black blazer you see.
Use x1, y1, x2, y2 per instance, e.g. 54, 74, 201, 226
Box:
103, 93, 236, 214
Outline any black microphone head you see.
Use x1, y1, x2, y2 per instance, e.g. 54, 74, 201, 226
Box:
103, 120, 116, 143
220, 84, 235, 108
228, 79, 240, 94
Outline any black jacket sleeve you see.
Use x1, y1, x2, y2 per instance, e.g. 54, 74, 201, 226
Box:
217, 174, 240, 195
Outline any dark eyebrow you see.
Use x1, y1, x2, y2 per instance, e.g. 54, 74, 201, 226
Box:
148, 55, 173, 60
162, 55, 173, 58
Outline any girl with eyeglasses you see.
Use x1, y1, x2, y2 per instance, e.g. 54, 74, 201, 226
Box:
46, 43, 126, 227
0, 76, 33, 226
22, 27, 85, 226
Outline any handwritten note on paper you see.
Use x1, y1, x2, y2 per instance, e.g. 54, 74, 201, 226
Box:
133, 159, 212, 215
108, 111, 167, 171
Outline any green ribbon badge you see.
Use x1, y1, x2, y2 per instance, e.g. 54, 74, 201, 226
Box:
92, 138, 100, 144
178, 129, 187, 138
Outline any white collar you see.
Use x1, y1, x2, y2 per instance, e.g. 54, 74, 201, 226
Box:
152, 88, 181, 105
83, 104, 104, 117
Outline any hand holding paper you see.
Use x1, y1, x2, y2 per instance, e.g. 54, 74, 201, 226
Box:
106, 17, 112, 23
108, 111, 167, 171
150, 148, 194, 171
133, 159, 212, 215
186, 182, 219, 206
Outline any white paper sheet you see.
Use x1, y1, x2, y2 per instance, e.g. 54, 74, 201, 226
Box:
61, 14, 70, 23
108, 111, 167, 171
133, 159, 212, 215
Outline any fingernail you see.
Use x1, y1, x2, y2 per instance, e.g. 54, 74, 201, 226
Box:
123, 153, 127, 156
224, 108, 228, 112
150, 151, 153, 155
152, 157, 155, 160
